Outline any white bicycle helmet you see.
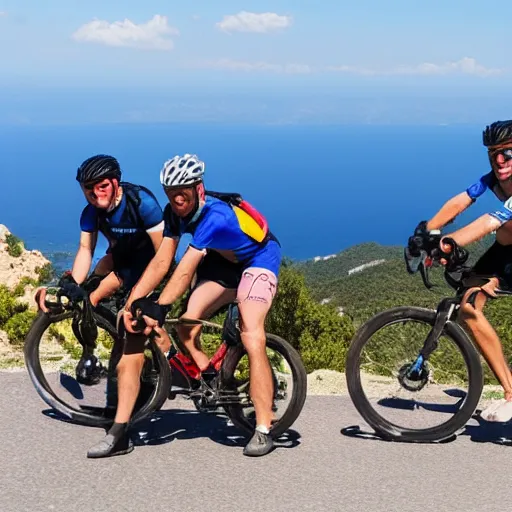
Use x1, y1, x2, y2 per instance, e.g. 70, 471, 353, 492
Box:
160, 153, 205, 188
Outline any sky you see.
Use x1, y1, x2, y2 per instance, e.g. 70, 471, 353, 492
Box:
1, 1, 510, 86
1, 1, 511, 123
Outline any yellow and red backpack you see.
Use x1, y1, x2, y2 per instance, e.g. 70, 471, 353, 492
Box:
205, 190, 270, 244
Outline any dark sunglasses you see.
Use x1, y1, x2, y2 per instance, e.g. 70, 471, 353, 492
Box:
83, 181, 111, 191
163, 185, 196, 192
490, 148, 512, 162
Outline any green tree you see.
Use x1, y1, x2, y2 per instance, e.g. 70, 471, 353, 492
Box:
267, 264, 355, 373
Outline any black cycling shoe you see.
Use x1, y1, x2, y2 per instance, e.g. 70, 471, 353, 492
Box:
76, 354, 106, 386
87, 434, 133, 459
243, 429, 275, 457
87, 424, 133, 459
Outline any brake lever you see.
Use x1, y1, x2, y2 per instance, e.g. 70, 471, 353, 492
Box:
419, 254, 435, 289
41, 287, 73, 314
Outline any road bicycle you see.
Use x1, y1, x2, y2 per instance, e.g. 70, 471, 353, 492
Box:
346, 228, 509, 442
24, 278, 307, 438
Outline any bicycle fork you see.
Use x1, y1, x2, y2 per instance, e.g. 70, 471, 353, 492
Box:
405, 298, 459, 384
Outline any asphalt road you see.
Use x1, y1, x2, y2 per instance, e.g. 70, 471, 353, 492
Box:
1, 371, 512, 512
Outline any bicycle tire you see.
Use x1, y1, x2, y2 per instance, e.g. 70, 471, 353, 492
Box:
221, 333, 307, 438
24, 310, 171, 428
346, 306, 484, 442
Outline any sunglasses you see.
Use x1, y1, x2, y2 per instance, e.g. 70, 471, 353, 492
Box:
490, 148, 512, 162
83, 181, 111, 191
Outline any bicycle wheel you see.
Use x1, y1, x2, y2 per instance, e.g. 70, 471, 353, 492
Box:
346, 306, 484, 442
221, 333, 307, 438
24, 308, 171, 428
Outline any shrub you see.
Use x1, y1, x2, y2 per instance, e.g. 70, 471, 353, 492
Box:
35, 263, 54, 285
0, 285, 26, 326
4, 310, 37, 345
12, 276, 38, 297
266, 264, 355, 373
5, 233, 23, 258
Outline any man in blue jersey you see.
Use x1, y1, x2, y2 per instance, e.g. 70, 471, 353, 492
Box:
87, 153, 282, 458
36, 154, 164, 390
409, 120, 512, 422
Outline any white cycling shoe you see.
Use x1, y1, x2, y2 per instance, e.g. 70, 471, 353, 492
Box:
480, 399, 512, 422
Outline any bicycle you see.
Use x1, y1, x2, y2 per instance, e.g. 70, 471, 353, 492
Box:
24, 277, 307, 438
345, 226, 512, 442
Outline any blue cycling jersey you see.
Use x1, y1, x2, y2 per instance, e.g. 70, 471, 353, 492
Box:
80, 182, 164, 254
163, 196, 281, 275
466, 171, 512, 224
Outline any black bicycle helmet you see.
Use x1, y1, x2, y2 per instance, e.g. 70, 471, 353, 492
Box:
483, 120, 512, 147
76, 154, 121, 184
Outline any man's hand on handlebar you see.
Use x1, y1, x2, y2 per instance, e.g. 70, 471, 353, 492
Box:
438, 236, 469, 271
34, 271, 88, 313
34, 287, 49, 313
123, 299, 170, 337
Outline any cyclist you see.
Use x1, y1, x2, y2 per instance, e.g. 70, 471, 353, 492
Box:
87, 153, 282, 458
36, 154, 164, 388
410, 120, 512, 422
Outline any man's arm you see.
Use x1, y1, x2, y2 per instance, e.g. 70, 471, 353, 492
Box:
157, 247, 206, 306
442, 214, 502, 248
427, 191, 474, 231
125, 236, 178, 309
72, 231, 97, 284
147, 223, 164, 253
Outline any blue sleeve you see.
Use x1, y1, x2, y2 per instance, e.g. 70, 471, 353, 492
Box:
80, 205, 98, 232
190, 210, 223, 250
466, 172, 494, 200
138, 190, 164, 229
163, 204, 180, 239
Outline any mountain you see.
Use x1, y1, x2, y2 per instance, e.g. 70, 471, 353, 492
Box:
296, 238, 495, 326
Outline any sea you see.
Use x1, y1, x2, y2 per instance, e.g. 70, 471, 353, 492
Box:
0, 123, 499, 271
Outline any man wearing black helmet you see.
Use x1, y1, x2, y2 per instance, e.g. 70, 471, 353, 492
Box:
87, 153, 282, 459
36, 154, 164, 391
412, 120, 512, 422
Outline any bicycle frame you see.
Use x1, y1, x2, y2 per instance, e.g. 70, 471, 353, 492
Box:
406, 266, 512, 380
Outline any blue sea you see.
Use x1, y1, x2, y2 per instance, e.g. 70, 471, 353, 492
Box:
0, 123, 499, 267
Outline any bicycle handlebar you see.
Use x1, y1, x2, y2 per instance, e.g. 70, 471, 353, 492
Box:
405, 222, 469, 290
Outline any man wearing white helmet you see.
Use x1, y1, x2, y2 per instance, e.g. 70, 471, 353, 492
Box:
87, 153, 282, 458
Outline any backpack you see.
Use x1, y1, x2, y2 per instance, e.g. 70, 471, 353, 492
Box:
205, 190, 270, 244
96, 182, 160, 254
122, 182, 161, 229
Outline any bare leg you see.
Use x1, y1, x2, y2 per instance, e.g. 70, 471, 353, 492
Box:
89, 271, 122, 307
92, 253, 114, 276
238, 299, 274, 429
86, 321, 145, 458
113, 333, 146, 423
460, 284, 512, 398
237, 268, 278, 430
176, 280, 236, 370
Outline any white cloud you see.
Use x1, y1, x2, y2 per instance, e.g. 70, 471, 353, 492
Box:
394, 57, 501, 77
0, 11, 7, 17
326, 65, 376, 76
72, 14, 179, 50
192, 56, 500, 78
328, 57, 502, 77
216, 11, 292, 33
204, 59, 311, 74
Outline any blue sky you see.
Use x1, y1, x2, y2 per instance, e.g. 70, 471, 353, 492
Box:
1, 1, 511, 124
0, 0, 510, 87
